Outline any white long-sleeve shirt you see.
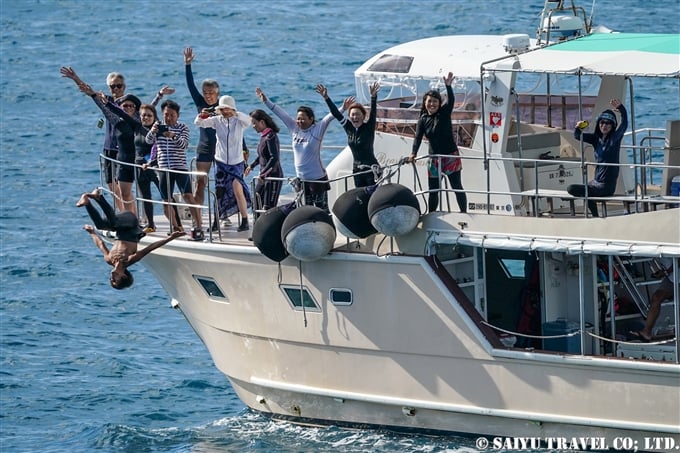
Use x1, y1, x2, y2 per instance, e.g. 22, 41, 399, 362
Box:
194, 112, 250, 165
264, 99, 335, 181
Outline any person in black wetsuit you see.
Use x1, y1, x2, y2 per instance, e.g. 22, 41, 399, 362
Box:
407, 71, 467, 213
70, 77, 172, 215
318, 81, 381, 188
184, 47, 220, 221
103, 101, 181, 233
184, 47, 249, 229
245, 109, 284, 212
77, 189, 184, 289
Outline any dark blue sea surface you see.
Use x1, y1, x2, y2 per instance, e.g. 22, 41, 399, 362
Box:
1, 1, 678, 452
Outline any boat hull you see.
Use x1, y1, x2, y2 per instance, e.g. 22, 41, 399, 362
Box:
141, 242, 679, 447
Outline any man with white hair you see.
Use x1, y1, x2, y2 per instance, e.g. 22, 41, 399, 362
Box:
60, 67, 127, 202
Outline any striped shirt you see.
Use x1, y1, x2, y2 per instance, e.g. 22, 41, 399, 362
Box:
145, 122, 190, 170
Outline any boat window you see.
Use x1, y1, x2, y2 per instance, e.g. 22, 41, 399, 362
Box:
367, 54, 414, 73
193, 275, 228, 300
280, 285, 320, 311
329, 288, 353, 306
499, 258, 527, 279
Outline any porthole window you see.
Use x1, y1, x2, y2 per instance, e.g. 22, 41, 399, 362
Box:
329, 288, 353, 306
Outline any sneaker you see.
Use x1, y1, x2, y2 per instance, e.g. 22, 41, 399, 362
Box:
143, 226, 156, 234
237, 220, 249, 232
190, 227, 205, 241
221, 217, 232, 227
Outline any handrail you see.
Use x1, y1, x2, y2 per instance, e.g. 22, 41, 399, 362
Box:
98, 153, 215, 237
98, 124, 679, 242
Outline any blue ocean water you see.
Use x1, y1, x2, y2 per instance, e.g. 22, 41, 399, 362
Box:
1, 1, 678, 452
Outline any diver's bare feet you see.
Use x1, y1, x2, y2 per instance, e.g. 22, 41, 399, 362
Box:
76, 193, 91, 207
76, 188, 101, 207
83, 225, 95, 233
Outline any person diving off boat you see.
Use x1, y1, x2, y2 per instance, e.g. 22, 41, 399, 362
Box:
77, 188, 185, 289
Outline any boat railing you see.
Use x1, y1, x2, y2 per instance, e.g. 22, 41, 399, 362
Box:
98, 153, 221, 239
536, 0, 590, 46
625, 128, 668, 191
96, 131, 678, 239
404, 150, 680, 217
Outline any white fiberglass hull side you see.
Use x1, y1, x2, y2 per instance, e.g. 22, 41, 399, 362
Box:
141, 241, 679, 442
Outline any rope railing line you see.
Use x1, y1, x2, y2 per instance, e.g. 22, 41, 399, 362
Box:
481, 320, 677, 347
98, 153, 216, 235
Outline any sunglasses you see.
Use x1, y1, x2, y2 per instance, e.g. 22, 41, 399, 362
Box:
109, 83, 124, 89
121, 103, 136, 109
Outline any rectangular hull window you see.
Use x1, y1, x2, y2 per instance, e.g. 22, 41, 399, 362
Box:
281, 285, 319, 311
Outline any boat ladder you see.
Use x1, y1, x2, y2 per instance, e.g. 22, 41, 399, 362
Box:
613, 256, 651, 317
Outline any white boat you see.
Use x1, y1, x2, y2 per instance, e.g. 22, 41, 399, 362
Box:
107, 1, 680, 448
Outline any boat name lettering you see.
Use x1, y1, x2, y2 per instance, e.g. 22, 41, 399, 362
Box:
468, 203, 512, 212
549, 170, 573, 179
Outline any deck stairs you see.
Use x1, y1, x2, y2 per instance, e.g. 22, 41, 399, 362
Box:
612, 257, 668, 318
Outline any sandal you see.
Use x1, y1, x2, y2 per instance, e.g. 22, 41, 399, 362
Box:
629, 331, 651, 342
167, 227, 184, 236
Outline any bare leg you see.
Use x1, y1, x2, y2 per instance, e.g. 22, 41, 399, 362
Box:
194, 161, 211, 207
639, 290, 670, 340
117, 181, 137, 216
182, 192, 202, 230
163, 201, 183, 232
233, 179, 248, 220
113, 180, 125, 211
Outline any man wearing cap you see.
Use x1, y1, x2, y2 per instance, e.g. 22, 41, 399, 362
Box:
568, 98, 628, 217
195, 95, 252, 232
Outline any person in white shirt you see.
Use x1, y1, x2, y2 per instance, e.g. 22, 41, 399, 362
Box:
195, 95, 252, 231
256, 86, 337, 213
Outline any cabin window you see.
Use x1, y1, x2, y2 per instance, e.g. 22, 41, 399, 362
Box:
367, 54, 414, 73
281, 285, 320, 311
194, 275, 228, 300
499, 258, 527, 279
329, 288, 353, 306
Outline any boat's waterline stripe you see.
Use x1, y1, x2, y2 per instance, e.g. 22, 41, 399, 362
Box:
250, 376, 679, 434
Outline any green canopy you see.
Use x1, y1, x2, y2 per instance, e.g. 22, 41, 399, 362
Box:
488, 33, 680, 77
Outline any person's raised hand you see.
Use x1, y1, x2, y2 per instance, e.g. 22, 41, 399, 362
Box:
315, 84, 328, 99
184, 47, 194, 65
